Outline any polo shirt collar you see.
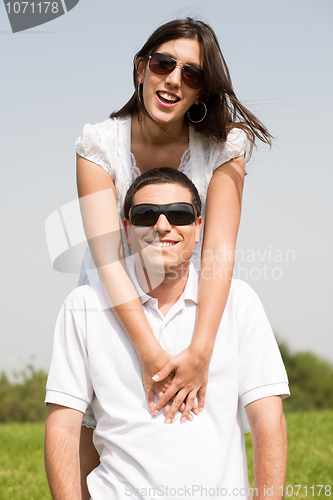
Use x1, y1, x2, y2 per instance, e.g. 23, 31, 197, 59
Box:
126, 255, 198, 307
182, 261, 198, 305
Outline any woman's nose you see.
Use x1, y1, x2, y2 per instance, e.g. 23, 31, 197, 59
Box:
165, 65, 182, 87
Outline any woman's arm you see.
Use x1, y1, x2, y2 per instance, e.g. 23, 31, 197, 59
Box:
77, 155, 176, 407
152, 155, 245, 421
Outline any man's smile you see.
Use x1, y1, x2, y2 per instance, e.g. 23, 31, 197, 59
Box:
146, 239, 180, 248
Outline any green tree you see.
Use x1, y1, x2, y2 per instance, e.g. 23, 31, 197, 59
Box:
279, 343, 333, 412
0, 365, 47, 423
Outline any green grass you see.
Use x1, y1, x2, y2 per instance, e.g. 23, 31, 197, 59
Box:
0, 422, 51, 500
0, 411, 332, 499
245, 410, 333, 499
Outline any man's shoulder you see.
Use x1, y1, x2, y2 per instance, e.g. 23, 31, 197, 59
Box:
230, 278, 257, 297
228, 279, 262, 310
63, 282, 109, 312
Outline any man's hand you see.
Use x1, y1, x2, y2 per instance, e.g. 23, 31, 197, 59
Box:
45, 404, 83, 500
246, 396, 287, 500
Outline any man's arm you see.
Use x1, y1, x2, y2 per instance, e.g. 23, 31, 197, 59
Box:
80, 426, 100, 500
246, 396, 287, 500
45, 404, 83, 500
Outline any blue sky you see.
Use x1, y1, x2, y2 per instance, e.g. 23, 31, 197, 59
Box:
1, 0, 332, 374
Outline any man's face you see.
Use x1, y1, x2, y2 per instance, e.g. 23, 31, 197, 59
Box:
123, 183, 202, 274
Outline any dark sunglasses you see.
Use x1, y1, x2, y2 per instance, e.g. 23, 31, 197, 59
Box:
130, 202, 196, 227
148, 52, 204, 90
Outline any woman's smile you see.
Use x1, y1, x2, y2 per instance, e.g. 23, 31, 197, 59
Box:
156, 91, 180, 107
138, 38, 202, 130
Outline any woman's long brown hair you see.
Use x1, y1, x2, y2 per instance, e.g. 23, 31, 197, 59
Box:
111, 18, 272, 149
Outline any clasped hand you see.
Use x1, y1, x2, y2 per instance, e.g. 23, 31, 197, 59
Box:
142, 347, 209, 424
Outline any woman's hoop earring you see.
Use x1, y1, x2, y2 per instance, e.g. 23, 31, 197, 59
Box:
187, 101, 207, 123
137, 82, 143, 103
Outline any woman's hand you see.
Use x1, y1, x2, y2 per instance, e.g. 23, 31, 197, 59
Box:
151, 345, 210, 423
141, 351, 174, 417
142, 350, 199, 423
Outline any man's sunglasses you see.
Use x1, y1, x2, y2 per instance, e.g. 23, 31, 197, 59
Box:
130, 202, 196, 227
148, 53, 204, 90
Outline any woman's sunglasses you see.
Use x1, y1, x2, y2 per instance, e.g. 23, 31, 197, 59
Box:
130, 202, 196, 227
148, 53, 204, 90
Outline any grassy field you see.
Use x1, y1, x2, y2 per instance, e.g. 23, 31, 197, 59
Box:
245, 411, 333, 499
0, 410, 332, 500
0, 421, 51, 500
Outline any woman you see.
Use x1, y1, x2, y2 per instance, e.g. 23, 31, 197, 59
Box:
76, 18, 271, 486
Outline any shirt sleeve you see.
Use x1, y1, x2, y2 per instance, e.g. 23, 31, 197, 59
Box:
213, 128, 248, 171
237, 282, 290, 407
75, 121, 114, 176
45, 288, 93, 413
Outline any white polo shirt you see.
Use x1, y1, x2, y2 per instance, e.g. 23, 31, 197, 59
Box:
46, 260, 289, 500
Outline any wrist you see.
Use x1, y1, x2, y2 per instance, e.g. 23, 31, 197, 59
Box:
138, 344, 165, 367
188, 341, 214, 362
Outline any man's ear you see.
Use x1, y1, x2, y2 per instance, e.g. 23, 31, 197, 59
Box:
123, 218, 131, 245
195, 216, 203, 243
135, 58, 146, 84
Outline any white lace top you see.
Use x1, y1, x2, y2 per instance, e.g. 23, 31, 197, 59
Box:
75, 116, 247, 279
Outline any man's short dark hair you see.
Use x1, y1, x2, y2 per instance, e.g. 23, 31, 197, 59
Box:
124, 168, 202, 219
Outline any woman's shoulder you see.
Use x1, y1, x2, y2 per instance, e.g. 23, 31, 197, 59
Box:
76, 116, 130, 144
189, 125, 247, 170
211, 127, 248, 170
190, 124, 246, 149
225, 127, 248, 152
75, 116, 131, 175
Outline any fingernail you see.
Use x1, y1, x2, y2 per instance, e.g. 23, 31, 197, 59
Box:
153, 410, 158, 417
193, 409, 199, 415
165, 418, 171, 425
180, 417, 186, 423
188, 414, 194, 421
152, 375, 159, 381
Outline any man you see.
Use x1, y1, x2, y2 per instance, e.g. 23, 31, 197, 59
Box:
45, 168, 289, 500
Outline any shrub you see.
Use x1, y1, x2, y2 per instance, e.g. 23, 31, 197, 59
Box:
0, 365, 47, 423
279, 343, 333, 412
1, 342, 333, 422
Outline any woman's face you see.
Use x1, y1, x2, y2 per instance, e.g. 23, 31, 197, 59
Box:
137, 38, 203, 130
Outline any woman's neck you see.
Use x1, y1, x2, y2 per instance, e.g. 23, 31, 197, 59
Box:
132, 113, 188, 147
